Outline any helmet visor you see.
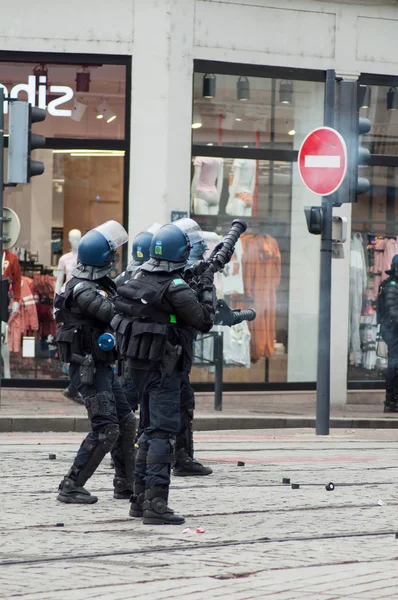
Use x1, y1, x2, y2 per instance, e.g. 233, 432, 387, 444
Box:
94, 221, 128, 250
173, 218, 203, 246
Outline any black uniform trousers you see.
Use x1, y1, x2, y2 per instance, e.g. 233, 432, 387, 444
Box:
132, 367, 181, 487
70, 362, 132, 470
176, 371, 195, 454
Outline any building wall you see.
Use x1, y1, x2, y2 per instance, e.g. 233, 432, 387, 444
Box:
2, 0, 398, 397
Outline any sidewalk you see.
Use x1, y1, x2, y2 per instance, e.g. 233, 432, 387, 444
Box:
0, 387, 396, 432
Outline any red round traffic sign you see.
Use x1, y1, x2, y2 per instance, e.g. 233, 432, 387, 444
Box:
298, 127, 347, 196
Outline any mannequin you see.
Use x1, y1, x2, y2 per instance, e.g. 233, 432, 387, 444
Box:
226, 159, 256, 217
54, 229, 82, 294
191, 157, 223, 215
2, 249, 21, 378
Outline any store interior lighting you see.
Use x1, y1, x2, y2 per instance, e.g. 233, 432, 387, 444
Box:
53, 149, 125, 157
76, 68, 91, 93
359, 85, 371, 109
70, 99, 87, 122
237, 76, 250, 101
202, 73, 216, 98
387, 87, 398, 111
279, 80, 293, 104
96, 100, 117, 122
192, 112, 202, 128
288, 129, 296, 136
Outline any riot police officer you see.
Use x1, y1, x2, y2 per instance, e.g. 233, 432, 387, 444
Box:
113, 219, 216, 524
377, 254, 398, 412
114, 230, 155, 288
55, 221, 136, 504
114, 229, 156, 413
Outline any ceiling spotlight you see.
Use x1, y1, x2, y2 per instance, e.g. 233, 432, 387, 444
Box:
70, 100, 87, 122
76, 68, 91, 93
192, 111, 202, 129
237, 76, 250, 101
202, 74, 216, 99
279, 80, 293, 104
288, 129, 296, 136
235, 117, 242, 122
387, 87, 398, 111
96, 100, 117, 123
359, 85, 371, 109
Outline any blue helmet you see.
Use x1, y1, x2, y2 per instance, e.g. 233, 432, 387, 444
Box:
187, 239, 208, 266
78, 221, 128, 267
132, 231, 154, 262
150, 224, 190, 262
392, 254, 398, 265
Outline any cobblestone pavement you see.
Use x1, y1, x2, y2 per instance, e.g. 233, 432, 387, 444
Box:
2, 428, 398, 599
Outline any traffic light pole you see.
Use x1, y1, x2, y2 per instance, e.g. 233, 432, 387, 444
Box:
315, 70, 336, 436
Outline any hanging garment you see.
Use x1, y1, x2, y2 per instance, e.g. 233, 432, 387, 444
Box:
8, 277, 39, 352
370, 237, 386, 301
361, 309, 377, 370
32, 274, 57, 338
221, 238, 245, 295
240, 234, 281, 361
349, 233, 367, 367
221, 321, 251, 368
2, 250, 21, 303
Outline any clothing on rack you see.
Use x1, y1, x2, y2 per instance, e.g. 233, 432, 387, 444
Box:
349, 233, 368, 367
222, 238, 245, 295
32, 274, 56, 338
2, 249, 21, 303
8, 277, 40, 352
221, 321, 251, 368
238, 234, 281, 361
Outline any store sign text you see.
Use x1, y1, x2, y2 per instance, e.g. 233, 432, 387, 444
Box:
0, 76, 73, 117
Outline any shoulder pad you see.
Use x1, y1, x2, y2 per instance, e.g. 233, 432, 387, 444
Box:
73, 280, 96, 294
170, 277, 188, 289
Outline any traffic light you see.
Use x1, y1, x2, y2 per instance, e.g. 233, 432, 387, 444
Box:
304, 206, 322, 235
8, 101, 46, 184
334, 80, 371, 205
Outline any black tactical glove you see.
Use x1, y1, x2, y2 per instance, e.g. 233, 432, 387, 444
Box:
210, 242, 233, 265
188, 260, 208, 278
199, 267, 215, 287
214, 299, 235, 326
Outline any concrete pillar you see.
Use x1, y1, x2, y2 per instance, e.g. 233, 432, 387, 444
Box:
287, 82, 324, 382
128, 0, 195, 250
330, 203, 352, 405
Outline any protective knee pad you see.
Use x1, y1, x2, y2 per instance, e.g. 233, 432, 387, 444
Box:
85, 391, 116, 420
98, 424, 120, 452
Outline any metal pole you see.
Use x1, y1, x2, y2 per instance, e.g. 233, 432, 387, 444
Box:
315, 70, 335, 435
0, 88, 4, 404
214, 331, 223, 411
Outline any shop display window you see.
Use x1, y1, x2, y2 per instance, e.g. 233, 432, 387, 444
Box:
191, 64, 325, 385
348, 80, 398, 386
0, 53, 129, 383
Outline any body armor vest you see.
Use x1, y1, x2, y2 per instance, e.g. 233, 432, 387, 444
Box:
112, 272, 177, 365
55, 277, 116, 364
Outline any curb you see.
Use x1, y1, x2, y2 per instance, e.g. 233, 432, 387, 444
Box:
1, 414, 398, 432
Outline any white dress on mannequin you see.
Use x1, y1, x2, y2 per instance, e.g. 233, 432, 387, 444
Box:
191, 157, 224, 215
54, 229, 82, 294
226, 159, 256, 217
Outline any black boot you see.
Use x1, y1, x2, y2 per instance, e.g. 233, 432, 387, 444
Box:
57, 467, 98, 504
113, 477, 134, 500
143, 486, 185, 525
173, 448, 213, 476
129, 482, 145, 517
384, 392, 398, 413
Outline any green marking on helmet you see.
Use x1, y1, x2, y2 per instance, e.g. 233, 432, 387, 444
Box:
155, 244, 162, 255
170, 314, 177, 324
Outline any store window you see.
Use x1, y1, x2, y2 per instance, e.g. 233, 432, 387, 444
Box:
190, 63, 325, 386
1, 53, 130, 382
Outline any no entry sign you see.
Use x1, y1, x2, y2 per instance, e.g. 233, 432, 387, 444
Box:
298, 127, 347, 196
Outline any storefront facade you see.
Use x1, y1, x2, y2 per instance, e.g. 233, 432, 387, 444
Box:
2, 0, 398, 404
